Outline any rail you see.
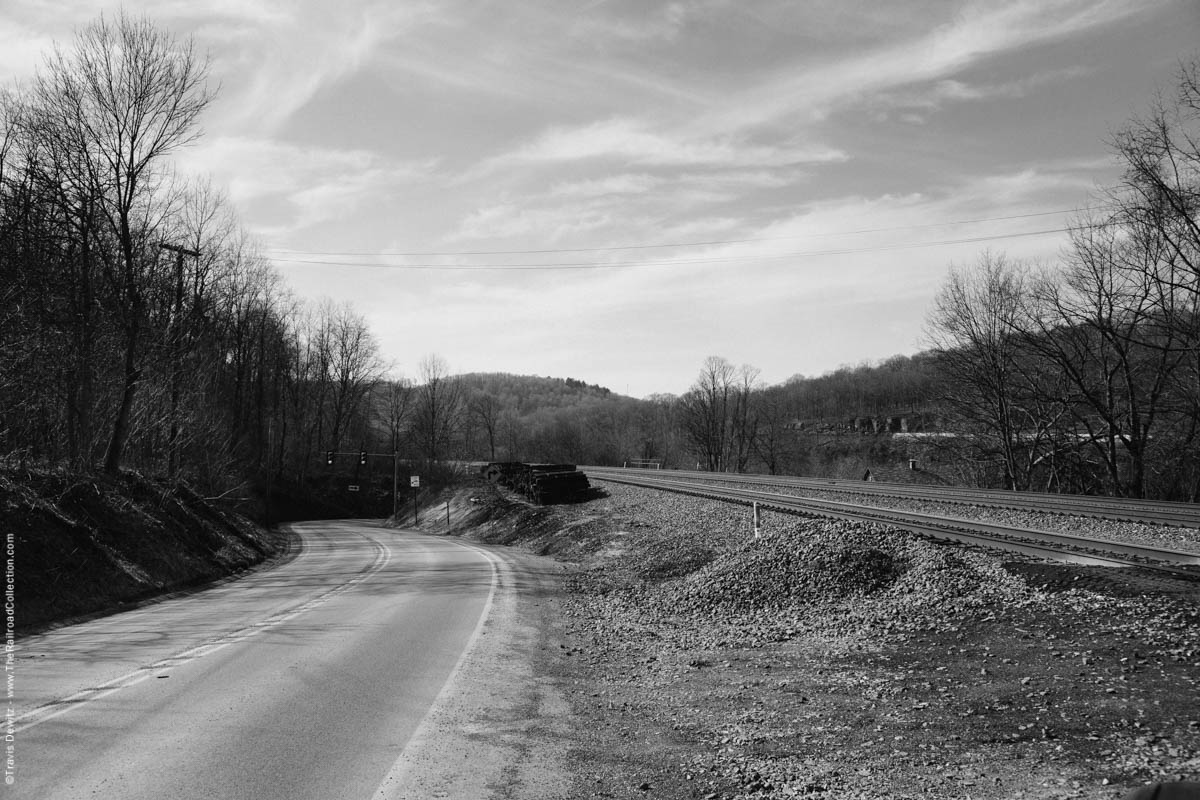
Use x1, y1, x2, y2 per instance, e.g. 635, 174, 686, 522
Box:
585, 467, 1200, 527
585, 468, 1200, 576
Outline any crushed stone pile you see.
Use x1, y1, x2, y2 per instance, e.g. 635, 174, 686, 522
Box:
557, 483, 1039, 633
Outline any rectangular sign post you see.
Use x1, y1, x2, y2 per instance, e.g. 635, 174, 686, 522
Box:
753, 501, 761, 540
411, 476, 419, 526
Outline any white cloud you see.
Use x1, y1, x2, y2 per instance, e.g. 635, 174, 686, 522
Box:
876, 66, 1095, 114
0, 15, 58, 82
203, 1, 443, 134
566, 1, 699, 44
484, 117, 847, 171
454, 202, 615, 242
179, 135, 437, 235
696, 0, 1145, 133
549, 173, 663, 198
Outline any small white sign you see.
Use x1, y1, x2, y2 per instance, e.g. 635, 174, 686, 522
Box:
410, 476, 420, 488
348, 484, 359, 492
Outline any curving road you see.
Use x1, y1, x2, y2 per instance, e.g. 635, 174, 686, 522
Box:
10, 521, 530, 800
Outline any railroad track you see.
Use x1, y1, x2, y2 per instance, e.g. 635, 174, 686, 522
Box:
591, 467, 1200, 528
585, 467, 1200, 578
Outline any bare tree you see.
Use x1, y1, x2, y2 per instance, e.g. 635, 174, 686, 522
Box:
751, 385, 796, 475
678, 356, 739, 471
637, 393, 679, 467
323, 301, 383, 451
926, 252, 1062, 490
1111, 58, 1200, 290
2, 86, 110, 468
412, 354, 463, 461
1021, 213, 1187, 498
379, 375, 415, 457
33, 12, 214, 473
1106, 57, 1200, 497
730, 364, 761, 472
498, 409, 523, 462
470, 390, 501, 461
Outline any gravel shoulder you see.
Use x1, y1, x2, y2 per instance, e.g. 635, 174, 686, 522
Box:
373, 539, 575, 800
439, 480, 1200, 799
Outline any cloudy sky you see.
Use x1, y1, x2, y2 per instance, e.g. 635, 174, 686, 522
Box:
3, 1, 1198, 397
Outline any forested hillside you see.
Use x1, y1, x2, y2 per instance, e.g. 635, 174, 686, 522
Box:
395, 357, 938, 479
458, 373, 613, 416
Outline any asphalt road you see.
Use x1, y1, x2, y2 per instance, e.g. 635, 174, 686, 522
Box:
9, 521, 509, 800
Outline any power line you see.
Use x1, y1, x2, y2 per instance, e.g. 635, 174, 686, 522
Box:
266, 207, 1094, 258
268, 227, 1074, 271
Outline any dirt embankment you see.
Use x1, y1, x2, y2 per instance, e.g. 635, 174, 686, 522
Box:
427, 481, 1200, 800
3, 468, 290, 632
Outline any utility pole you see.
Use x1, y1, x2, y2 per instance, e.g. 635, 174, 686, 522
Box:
160, 242, 200, 480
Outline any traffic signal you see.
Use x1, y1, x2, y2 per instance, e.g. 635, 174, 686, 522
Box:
325, 450, 334, 465
359, 450, 367, 465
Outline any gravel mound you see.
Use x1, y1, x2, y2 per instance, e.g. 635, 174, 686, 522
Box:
560, 486, 1038, 625
664, 522, 902, 613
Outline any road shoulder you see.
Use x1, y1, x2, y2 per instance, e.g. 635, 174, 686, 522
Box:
373, 540, 574, 800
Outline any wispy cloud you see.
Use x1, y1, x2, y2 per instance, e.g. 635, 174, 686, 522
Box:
548, 174, 664, 198
697, 0, 1146, 133
180, 136, 437, 236
874, 66, 1094, 117
565, 2, 698, 44
480, 117, 847, 171
454, 201, 616, 242
208, 2, 442, 134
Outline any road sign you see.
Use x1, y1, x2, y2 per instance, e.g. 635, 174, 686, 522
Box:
410, 476, 420, 488
348, 484, 359, 492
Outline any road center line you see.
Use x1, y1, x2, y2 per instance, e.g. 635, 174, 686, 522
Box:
15, 528, 393, 734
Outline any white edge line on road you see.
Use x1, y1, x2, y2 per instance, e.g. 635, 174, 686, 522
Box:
14, 529, 393, 734
370, 537, 502, 800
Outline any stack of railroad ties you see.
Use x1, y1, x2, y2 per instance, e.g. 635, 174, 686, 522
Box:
480, 462, 590, 505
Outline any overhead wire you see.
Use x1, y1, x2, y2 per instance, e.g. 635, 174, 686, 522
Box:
267, 226, 1080, 271
266, 207, 1094, 259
